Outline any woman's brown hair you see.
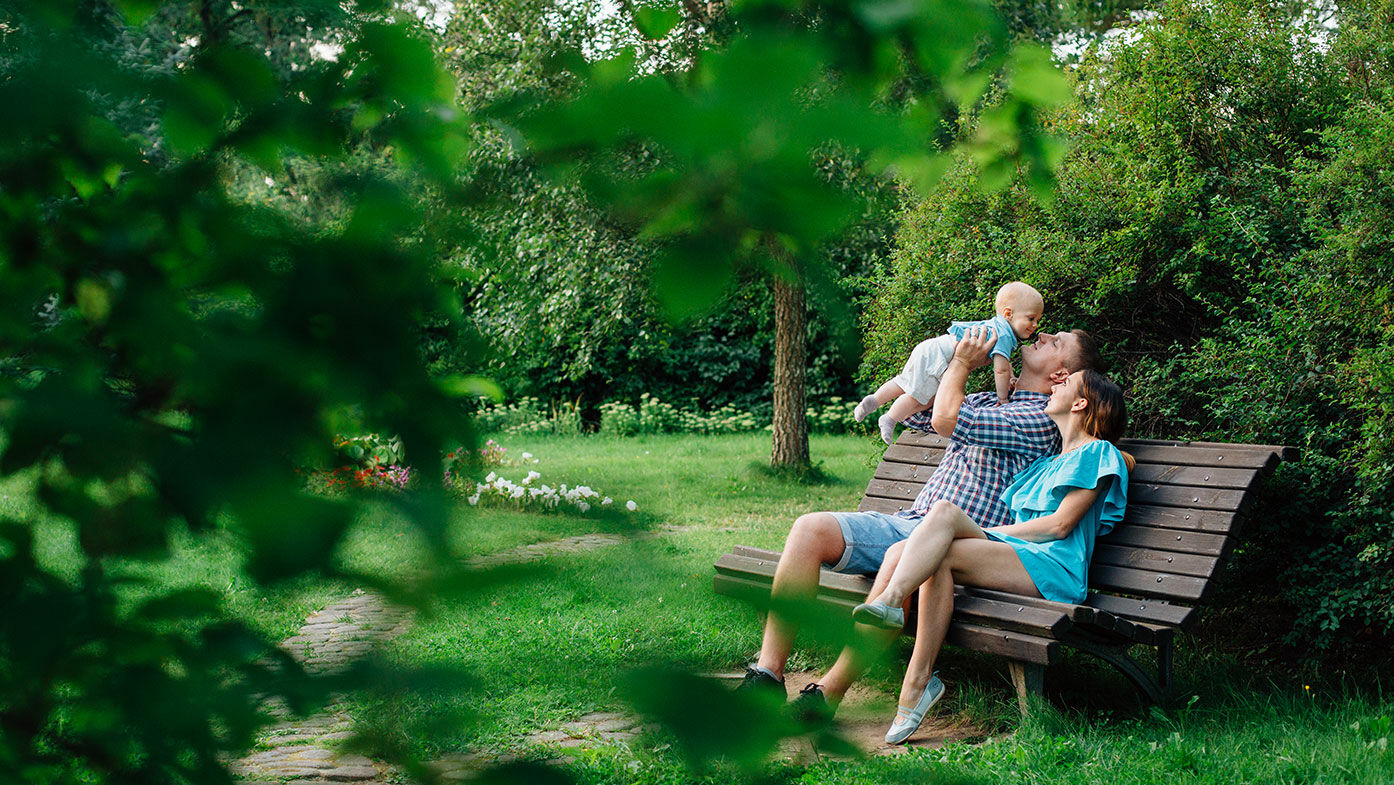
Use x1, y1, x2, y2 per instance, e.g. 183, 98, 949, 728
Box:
1078, 369, 1135, 471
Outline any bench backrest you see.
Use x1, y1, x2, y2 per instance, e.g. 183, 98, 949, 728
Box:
861, 431, 1296, 630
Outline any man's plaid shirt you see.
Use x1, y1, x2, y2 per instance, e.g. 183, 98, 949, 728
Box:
898, 391, 1060, 528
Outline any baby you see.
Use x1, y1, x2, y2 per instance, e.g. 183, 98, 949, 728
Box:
855, 281, 1044, 444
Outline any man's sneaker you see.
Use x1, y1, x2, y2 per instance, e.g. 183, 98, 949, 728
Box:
790, 682, 833, 728
736, 665, 785, 699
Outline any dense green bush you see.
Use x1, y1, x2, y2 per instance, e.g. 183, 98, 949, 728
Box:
865, 0, 1394, 659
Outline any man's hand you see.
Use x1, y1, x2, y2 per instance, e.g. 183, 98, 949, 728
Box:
952, 325, 999, 371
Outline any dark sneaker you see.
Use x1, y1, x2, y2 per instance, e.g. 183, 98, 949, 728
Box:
790, 682, 834, 728
736, 665, 785, 699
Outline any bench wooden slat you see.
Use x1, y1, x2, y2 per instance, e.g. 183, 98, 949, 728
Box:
1086, 594, 1196, 629
1128, 463, 1261, 490
714, 573, 860, 613
945, 622, 1060, 666
1113, 443, 1279, 470
716, 552, 867, 604
1090, 564, 1208, 601
1123, 437, 1299, 462
1097, 525, 1228, 556
1093, 544, 1219, 578
952, 594, 1073, 638
1123, 505, 1239, 533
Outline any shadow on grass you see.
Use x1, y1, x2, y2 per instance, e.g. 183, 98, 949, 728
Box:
746, 460, 839, 486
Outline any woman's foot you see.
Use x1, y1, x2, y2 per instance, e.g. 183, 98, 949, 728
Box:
885, 672, 945, 744
854, 394, 879, 422
851, 600, 904, 630
878, 414, 897, 445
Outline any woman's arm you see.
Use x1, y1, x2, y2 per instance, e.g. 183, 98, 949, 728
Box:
991, 485, 1100, 542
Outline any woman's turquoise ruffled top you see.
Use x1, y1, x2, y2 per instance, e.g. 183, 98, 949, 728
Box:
984, 439, 1129, 604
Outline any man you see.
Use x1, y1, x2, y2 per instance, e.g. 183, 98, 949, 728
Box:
739, 326, 1104, 717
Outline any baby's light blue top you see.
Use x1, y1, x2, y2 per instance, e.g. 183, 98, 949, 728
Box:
985, 440, 1129, 604
948, 314, 1019, 360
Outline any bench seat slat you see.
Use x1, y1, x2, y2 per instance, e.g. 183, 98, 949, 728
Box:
952, 594, 1073, 638
1086, 594, 1196, 629
944, 622, 1060, 666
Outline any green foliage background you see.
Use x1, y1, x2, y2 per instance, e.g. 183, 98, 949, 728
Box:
862, 0, 1394, 656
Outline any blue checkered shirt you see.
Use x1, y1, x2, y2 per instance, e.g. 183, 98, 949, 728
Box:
898, 391, 1060, 528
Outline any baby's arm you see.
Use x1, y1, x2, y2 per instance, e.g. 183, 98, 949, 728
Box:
993, 353, 1014, 404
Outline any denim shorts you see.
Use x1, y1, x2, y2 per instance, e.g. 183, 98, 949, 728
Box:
828, 510, 924, 575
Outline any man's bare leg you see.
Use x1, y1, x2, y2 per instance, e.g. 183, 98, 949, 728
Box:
755, 512, 847, 678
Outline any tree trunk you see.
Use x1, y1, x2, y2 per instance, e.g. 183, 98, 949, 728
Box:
771, 269, 810, 470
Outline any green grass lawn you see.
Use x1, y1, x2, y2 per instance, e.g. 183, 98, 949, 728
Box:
8, 431, 1390, 783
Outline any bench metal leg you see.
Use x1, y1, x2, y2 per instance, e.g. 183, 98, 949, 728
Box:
1008, 661, 1044, 715
1066, 639, 1168, 704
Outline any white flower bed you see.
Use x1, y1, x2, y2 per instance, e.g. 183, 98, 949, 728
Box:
460, 469, 636, 515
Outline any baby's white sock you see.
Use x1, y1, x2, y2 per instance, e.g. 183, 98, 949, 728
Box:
878, 414, 897, 445
854, 394, 879, 422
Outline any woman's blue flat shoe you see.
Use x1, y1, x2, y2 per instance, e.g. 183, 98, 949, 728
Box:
885, 672, 944, 744
851, 600, 904, 629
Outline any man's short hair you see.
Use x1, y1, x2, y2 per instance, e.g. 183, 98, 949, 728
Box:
1068, 329, 1104, 373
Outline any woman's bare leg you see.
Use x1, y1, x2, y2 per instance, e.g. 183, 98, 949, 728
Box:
899, 562, 954, 699
895, 539, 1039, 707
871, 501, 984, 609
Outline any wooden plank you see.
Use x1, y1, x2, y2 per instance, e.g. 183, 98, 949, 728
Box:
732, 545, 782, 561
876, 461, 944, 484
1124, 505, 1238, 533
1097, 525, 1229, 557
952, 594, 1073, 638
960, 587, 1105, 630
1121, 438, 1298, 462
714, 574, 860, 613
1128, 463, 1261, 490
1094, 544, 1219, 579
1128, 484, 1248, 513
882, 443, 948, 466
894, 431, 951, 449
945, 622, 1060, 666
1115, 443, 1279, 470
1090, 564, 1208, 602
860, 496, 913, 515
714, 553, 869, 603
865, 478, 927, 503
1087, 594, 1196, 629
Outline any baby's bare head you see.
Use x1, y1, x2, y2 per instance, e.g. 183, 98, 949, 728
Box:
995, 282, 1044, 340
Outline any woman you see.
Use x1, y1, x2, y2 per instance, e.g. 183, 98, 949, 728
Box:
851, 369, 1133, 744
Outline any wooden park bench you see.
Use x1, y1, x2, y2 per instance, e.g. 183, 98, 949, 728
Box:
713, 431, 1296, 711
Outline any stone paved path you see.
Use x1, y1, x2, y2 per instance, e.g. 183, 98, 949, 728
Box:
233, 590, 411, 784
234, 534, 633, 784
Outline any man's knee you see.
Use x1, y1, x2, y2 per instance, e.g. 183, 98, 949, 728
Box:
787, 512, 845, 560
